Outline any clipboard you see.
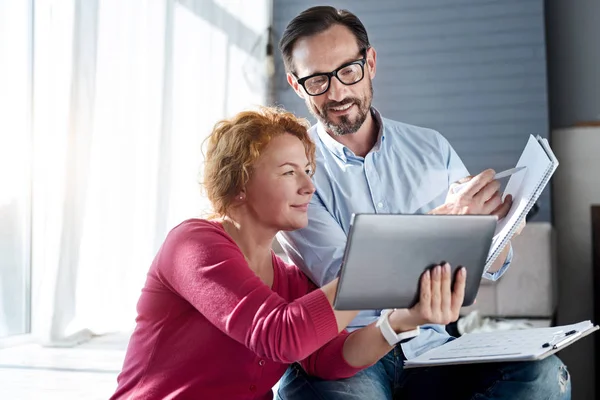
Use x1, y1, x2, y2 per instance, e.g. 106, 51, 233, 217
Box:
403, 320, 599, 368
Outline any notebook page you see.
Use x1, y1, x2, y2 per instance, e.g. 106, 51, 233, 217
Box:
488, 135, 553, 258
487, 165, 553, 268
538, 136, 560, 167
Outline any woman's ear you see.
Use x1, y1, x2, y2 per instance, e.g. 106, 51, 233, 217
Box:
236, 190, 246, 201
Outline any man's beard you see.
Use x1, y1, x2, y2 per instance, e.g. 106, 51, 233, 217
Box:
309, 81, 373, 136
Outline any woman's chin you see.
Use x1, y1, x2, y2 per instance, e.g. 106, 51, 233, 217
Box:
279, 217, 308, 232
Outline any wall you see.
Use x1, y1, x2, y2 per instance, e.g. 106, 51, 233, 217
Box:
546, 0, 600, 128
546, 1, 600, 398
552, 127, 600, 400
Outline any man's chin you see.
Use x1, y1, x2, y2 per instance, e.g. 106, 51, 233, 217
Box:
327, 122, 361, 136
324, 112, 366, 135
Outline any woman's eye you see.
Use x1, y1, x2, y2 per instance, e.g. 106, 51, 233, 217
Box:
305, 169, 313, 175
284, 170, 295, 176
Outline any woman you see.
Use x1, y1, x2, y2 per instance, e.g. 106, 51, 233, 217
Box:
110, 107, 466, 399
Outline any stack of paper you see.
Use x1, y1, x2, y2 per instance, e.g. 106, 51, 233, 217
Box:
484, 135, 559, 271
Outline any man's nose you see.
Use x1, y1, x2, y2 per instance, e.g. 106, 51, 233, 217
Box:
326, 76, 347, 102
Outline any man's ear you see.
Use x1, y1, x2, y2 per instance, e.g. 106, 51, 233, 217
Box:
366, 47, 377, 80
287, 73, 305, 100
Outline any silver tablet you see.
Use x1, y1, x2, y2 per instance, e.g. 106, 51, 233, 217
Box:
333, 214, 497, 310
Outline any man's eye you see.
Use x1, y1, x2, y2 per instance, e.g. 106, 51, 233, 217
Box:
309, 76, 327, 86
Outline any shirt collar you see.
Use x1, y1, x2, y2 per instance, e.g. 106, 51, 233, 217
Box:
371, 107, 386, 151
315, 107, 386, 163
316, 119, 348, 162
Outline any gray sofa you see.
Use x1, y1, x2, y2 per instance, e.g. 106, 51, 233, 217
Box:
461, 222, 556, 318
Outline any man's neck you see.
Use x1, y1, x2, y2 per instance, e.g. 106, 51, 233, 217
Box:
329, 111, 378, 158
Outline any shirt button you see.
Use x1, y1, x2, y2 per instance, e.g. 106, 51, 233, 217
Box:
249, 384, 256, 392
377, 202, 384, 208
258, 359, 265, 366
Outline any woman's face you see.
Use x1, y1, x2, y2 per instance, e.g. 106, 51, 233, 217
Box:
243, 133, 315, 232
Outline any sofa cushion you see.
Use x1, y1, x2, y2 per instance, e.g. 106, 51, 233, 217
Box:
462, 222, 555, 317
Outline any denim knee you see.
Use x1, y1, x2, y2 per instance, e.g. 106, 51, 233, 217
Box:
523, 356, 571, 399
480, 355, 571, 400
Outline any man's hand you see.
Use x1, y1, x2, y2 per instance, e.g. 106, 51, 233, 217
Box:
429, 169, 512, 218
388, 263, 466, 332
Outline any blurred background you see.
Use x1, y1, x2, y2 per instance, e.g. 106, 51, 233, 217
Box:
0, 0, 599, 399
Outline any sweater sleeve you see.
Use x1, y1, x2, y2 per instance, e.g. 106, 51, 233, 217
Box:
299, 330, 367, 379
157, 220, 340, 364
279, 264, 370, 380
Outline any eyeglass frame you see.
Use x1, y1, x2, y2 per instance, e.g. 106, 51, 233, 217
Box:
294, 49, 369, 97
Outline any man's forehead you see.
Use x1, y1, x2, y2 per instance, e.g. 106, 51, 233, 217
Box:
290, 26, 361, 76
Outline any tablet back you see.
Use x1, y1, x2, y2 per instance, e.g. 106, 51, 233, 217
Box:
333, 214, 497, 310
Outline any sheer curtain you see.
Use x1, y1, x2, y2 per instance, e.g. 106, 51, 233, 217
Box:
30, 0, 270, 345
0, 0, 33, 339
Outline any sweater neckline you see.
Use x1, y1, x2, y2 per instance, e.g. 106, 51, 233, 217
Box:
209, 219, 279, 291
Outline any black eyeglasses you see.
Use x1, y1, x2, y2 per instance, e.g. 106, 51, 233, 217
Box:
295, 52, 367, 97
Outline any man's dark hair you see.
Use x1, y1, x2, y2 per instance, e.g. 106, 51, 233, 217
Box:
279, 6, 370, 74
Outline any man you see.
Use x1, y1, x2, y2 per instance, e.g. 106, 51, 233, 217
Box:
275, 6, 570, 400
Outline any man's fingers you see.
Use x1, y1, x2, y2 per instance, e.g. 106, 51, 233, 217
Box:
482, 191, 503, 214
492, 194, 513, 219
459, 169, 495, 198
474, 180, 501, 204
451, 267, 467, 313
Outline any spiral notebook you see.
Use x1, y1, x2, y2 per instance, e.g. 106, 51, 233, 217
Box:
484, 135, 559, 271
404, 320, 598, 368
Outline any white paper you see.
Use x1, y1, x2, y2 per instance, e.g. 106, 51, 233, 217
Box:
484, 135, 559, 268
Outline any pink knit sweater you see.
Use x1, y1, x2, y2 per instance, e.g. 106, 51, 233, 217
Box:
110, 219, 364, 399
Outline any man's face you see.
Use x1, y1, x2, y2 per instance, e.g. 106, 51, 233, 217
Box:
288, 24, 376, 136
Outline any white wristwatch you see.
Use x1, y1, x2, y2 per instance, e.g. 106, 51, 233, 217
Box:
376, 309, 420, 346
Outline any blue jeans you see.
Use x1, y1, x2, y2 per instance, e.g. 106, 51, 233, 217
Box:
276, 346, 570, 400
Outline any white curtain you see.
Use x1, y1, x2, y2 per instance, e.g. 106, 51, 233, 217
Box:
30, 0, 271, 345
0, 0, 33, 338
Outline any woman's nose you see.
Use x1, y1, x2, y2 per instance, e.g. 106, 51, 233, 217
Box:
301, 174, 315, 195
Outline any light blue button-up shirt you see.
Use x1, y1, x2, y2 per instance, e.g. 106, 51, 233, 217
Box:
277, 108, 513, 359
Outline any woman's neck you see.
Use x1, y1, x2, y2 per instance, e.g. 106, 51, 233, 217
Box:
221, 216, 275, 274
